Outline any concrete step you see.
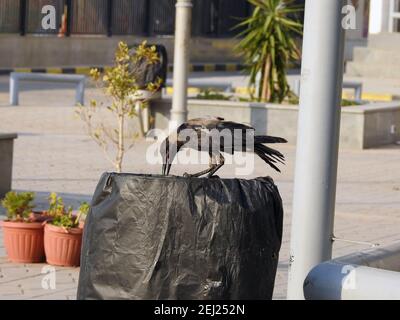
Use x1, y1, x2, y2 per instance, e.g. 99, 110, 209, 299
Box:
348, 33, 400, 78
346, 61, 400, 78
352, 47, 400, 64
368, 32, 400, 50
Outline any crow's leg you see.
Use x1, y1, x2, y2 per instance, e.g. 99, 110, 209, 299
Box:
183, 166, 216, 178
207, 153, 225, 178
183, 151, 217, 178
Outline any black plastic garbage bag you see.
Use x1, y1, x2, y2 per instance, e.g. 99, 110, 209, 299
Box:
77, 173, 283, 300
128, 44, 168, 89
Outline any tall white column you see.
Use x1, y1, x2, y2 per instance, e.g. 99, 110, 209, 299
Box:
287, 0, 346, 300
170, 0, 192, 130
369, 0, 391, 34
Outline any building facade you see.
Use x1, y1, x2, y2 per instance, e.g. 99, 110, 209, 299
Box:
369, 0, 400, 33
0, 0, 398, 69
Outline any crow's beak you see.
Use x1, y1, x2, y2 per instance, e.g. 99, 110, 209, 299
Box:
166, 162, 172, 175
162, 153, 172, 176
162, 161, 172, 176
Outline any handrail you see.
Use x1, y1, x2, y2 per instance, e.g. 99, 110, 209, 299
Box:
304, 241, 400, 300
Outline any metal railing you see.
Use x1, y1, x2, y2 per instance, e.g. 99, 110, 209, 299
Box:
304, 241, 400, 300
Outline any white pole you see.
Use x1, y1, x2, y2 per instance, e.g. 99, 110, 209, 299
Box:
170, 0, 192, 130
10, 73, 19, 106
287, 0, 346, 299
76, 78, 85, 105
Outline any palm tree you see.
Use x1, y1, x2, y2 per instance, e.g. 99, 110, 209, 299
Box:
235, 0, 303, 103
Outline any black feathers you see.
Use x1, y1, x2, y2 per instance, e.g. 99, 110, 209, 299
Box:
162, 117, 287, 177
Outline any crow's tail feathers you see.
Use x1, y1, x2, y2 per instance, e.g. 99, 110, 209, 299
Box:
254, 135, 287, 144
254, 143, 285, 173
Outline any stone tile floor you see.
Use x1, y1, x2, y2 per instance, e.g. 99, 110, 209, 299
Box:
0, 81, 399, 299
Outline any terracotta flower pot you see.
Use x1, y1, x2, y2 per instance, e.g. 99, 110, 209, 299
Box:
44, 224, 83, 267
1, 221, 45, 263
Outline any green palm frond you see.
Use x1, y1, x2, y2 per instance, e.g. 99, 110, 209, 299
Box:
234, 0, 303, 103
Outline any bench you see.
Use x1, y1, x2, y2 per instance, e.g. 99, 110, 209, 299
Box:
165, 79, 234, 93
342, 81, 363, 101
293, 78, 363, 101
0, 133, 17, 198
9, 72, 86, 106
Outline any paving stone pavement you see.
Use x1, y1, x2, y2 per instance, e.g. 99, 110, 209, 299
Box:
0, 83, 399, 300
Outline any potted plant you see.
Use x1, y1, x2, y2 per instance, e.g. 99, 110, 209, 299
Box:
1, 191, 45, 263
44, 193, 83, 267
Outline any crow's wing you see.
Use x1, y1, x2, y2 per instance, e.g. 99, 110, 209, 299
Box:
185, 117, 224, 129
178, 118, 230, 141
216, 120, 254, 131
254, 135, 287, 144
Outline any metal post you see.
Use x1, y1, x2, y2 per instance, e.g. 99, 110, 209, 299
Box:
9, 74, 19, 106
389, 0, 395, 32
65, 0, 72, 37
354, 84, 362, 101
76, 79, 85, 106
287, 0, 346, 300
107, 0, 113, 37
170, 0, 192, 130
19, 0, 26, 36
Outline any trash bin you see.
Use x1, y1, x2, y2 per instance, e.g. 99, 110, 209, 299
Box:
128, 43, 168, 90
128, 44, 168, 134
77, 173, 283, 300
